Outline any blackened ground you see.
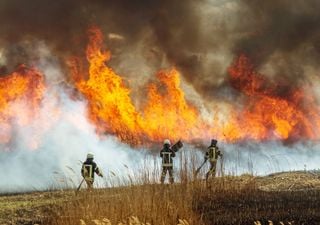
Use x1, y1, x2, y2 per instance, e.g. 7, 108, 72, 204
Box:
193, 175, 320, 225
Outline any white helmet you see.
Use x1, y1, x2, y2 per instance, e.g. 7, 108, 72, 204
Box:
87, 152, 94, 159
163, 139, 171, 145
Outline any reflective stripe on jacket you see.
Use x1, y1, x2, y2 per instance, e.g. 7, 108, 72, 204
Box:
206, 146, 220, 162
160, 145, 175, 167
81, 159, 101, 180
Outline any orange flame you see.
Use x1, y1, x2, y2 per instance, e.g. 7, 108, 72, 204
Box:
73, 27, 143, 144
71, 27, 320, 145
71, 27, 209, 145
2, 27, 319, 150
142, 68, 206, 141
0, 65, 45, 144
226, 55, 320, 141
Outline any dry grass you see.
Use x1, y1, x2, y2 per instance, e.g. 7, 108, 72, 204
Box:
46, 170, 320, 225
3, 154, 320, 225
79, 216, 190, 225
47, 153, 207, 225
2, 174, 320, 225
49, 182, 204, 225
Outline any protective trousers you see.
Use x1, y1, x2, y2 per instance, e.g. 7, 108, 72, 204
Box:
161, 166, 174, 184
205, 160, 217, 180
85, 178, 94, 189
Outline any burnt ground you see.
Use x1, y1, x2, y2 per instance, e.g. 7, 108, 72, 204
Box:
194, 171, 320, 225
194, 186, 320, 225
1, 171, 320, 225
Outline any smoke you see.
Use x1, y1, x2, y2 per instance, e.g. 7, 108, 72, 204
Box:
233, 0, 320, 87
0, 82, 150, 193
0, 94, 149, 192
1, 0, 319, 96
0, 44, 150, 193
0, 0, 239, 97
235, 0, 320, 59
1, 0, 320, 92
222, 141, 320, 175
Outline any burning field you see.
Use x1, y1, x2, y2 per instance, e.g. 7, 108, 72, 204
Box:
1, 0, 320, 224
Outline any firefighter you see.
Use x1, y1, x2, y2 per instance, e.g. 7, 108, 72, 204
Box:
160, 139, 176, 184
81, 152, 103, 189
205, 139, 223, 180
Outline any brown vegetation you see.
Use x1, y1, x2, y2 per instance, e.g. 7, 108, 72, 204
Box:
47, 171, 320, 225
2, 168, 320, 225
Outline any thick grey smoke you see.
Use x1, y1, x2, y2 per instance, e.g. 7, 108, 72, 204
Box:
2, 0, 319, 101
233, 0, 320, 87
235, 0, 320, 60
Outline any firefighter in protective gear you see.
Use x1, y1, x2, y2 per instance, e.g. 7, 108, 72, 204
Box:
160, 139, 176, 184
205, 139, 222, 180
81, 152, 103, 189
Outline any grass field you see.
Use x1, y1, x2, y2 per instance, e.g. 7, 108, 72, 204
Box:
1, 171, 320, 225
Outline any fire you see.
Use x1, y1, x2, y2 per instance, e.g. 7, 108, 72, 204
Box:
72, 27, 320, 144
71, 27, 209, 145
0, 65, 45, 144
226, 55, 320, 141
142, 68, 205, 141
73, 27, 143, 144
0, 26, 318, 151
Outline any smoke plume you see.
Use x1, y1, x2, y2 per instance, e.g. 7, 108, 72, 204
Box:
1, 0, 320, 96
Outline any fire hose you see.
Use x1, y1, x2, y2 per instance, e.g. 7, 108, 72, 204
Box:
76, 178, 85, 192
194, 154, 224, 178
194, 158, 208, 177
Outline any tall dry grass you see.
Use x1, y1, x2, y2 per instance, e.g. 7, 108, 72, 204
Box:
48, 151, 207, 225
45, 151, 320, 225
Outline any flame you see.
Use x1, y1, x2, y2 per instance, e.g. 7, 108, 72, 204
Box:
73, 27, 143, 144
72, 27, 208, 145
226, 55, 320, 141
0, 65, 45, 145
142, 68, 205, 141
1, 26, 318, 151
71, 27, 320, 145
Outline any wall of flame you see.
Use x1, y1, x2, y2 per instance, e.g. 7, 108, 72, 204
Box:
1, 26, 320, 149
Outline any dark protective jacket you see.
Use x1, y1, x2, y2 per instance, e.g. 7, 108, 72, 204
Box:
160, 144, 176, 167
81, 158, 102, 180
205, 144, 222, 162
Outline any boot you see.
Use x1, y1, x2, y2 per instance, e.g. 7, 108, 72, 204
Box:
160, 175, 165, 184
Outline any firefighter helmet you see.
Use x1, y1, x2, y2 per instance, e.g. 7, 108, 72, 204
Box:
211, 139, 217, 146
163, 139, 171, 145
87, 152, 94, 159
